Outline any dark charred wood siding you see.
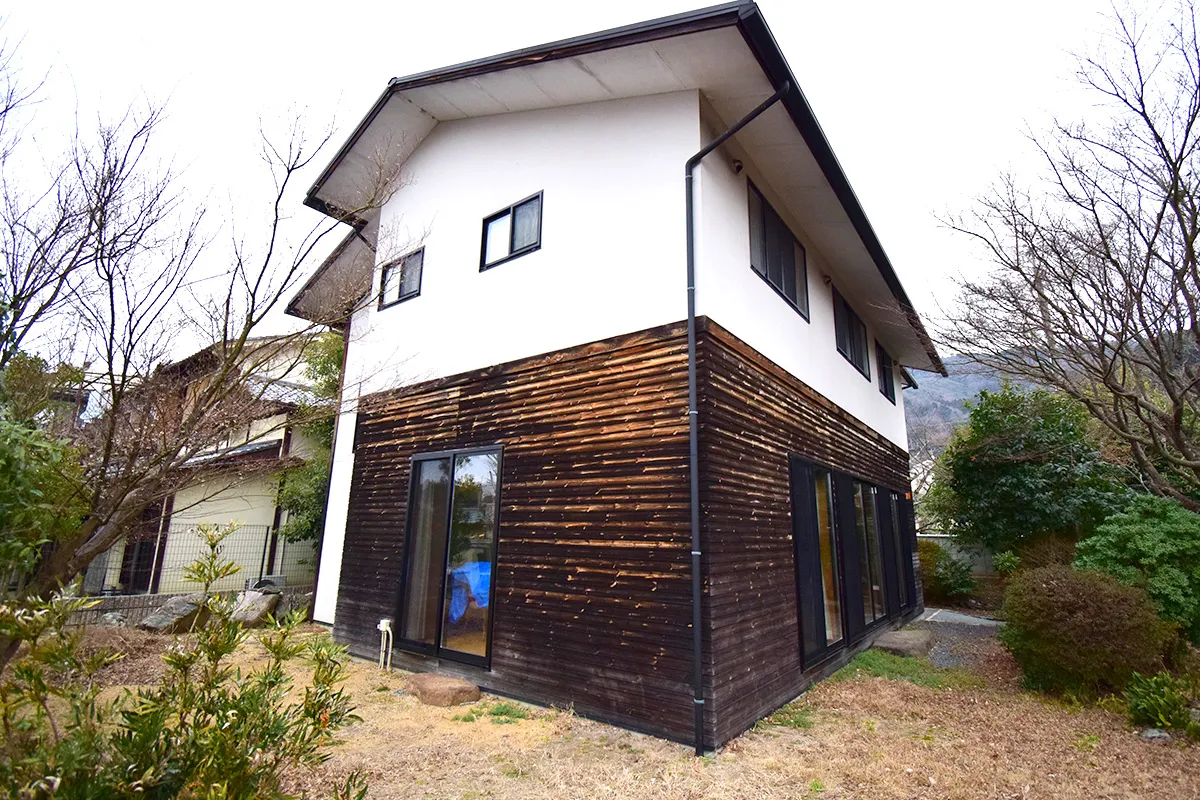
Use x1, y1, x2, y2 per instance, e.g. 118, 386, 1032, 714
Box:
695, 319, 919, 746
331, 316, 919, 748
333, 322, 697, 742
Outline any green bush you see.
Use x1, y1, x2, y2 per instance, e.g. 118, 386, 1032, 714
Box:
1075, 494, 1200, 644
0, 524, 362, 799
999, 565, 1172, 695
994, 550, 1020, 575
917, 539, 976, 603
1125, 672, 1194, 732
1016, 535, 1079, 569
925, 385, 1127, 553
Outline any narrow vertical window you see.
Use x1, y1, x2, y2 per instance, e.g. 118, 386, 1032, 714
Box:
877, 341, 896, 403
890, 492, 908, 609
400, 458, 452, 645
481, 192, 542, 270
440, 452, 500, 658
747, 182, 809, 317
399, 448, 502, 666
813, 469, 843, 645
791, 456, 845, 666
833, 288, 870, 378
379, 248, 424, 308
853, 482, 886, 625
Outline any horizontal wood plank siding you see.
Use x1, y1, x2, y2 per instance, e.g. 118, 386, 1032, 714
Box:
333, 322, 698, 742
696, 319, 916, 746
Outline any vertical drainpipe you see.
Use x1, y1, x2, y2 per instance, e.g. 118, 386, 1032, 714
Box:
684, 81, 790, 756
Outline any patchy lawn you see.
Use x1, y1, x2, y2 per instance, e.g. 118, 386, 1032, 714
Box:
89, 625, 1199, 799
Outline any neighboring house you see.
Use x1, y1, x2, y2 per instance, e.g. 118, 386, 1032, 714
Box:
84, 338, 322, 597
288, 2, 946, 752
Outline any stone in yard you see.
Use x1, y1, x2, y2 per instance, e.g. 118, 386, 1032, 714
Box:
1140, 728, 1171, 742
873, 629, 934, 657
407, 673, 480, 706
1191, 708, 1200, 725
231, 591, 280, 628
100, 611, 127, 626
137, 593, 209, 634
277, 591, 313, 620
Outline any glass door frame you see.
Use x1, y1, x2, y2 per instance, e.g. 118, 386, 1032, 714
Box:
790, 455, 851, 671
791, 455, 917, 668
395, 446, 503, 669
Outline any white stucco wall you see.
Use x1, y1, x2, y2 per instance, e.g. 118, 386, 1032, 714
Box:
340, 90, 699, 399
315, 91, 700, 625
693, 136, 909, 449
314, 88, 915, 622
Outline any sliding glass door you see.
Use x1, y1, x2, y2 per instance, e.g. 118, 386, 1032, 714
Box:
399, 448, 501, 666
791, 458, 845, 666
853, 482, 887, 626
791, 455, 917, 667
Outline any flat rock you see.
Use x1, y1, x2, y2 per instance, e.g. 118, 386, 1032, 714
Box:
276, 591, 313, 620
407, 673, 480, 706
873, 629, 934, 658
1140, 728, 1171, 742
100, 611, 128, 626
137, 593, 210, 634
231, 591, 280, 628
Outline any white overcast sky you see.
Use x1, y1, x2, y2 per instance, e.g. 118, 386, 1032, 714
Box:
4, 0, 1116, 336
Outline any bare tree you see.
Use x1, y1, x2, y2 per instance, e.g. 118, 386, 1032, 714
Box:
0, 48, 401, 667
941, 1, 1200, 510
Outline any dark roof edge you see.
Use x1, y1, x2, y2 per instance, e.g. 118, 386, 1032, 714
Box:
303, 1, 745, 205
733, 7, 945, 376
302, 0, 946, 375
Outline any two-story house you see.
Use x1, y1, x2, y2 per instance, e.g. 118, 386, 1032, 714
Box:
288, 2, 946, 753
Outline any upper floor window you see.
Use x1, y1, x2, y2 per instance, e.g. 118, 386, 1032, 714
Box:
833, 288, 869, 379
379, 248, 424, 308
876, 341, 896, 403
748, 182, 808, 317
481, 192, 542, 270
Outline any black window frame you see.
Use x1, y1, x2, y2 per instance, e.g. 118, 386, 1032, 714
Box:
790, 455, 919, 669
790, 456, 848, 670
833, 288, 870, 379
747, 181, 809, 319
378, 247, 424, 309
395, 445, 504, 670
479, 191, 543, 271
876, 341, 896, 404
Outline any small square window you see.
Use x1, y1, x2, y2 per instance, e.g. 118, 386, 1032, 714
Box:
379, 248, 424, 308
481, 192, 542, 270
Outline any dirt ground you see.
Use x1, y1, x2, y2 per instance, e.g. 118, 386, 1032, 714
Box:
90, 624, 1199, 800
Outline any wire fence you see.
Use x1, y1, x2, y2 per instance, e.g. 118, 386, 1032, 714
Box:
86, 522, 317, 597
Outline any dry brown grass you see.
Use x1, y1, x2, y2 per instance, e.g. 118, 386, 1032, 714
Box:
92, 627, 1200, 800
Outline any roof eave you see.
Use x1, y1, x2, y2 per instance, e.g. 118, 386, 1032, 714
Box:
732, 8, 946, 376
303, 1, 747, 212
302, 0, 947, 376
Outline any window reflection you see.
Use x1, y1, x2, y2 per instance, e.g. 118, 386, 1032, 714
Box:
440, 453, 499, 657
813, 470, 843, 645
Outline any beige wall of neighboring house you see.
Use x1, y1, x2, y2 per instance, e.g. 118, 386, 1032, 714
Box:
91, 338, 324, 597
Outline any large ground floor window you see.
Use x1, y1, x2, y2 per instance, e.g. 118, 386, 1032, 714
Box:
398, 448, 501, 667
790, 455, 916, 668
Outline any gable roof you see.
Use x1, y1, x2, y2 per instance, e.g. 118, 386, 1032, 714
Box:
294, 2, 946, 375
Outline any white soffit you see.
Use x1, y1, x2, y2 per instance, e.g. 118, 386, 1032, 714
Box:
288, 219, 376, 324
305, 20, 938, 372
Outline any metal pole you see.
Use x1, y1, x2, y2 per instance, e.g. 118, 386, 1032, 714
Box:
683, 81, 790, 756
